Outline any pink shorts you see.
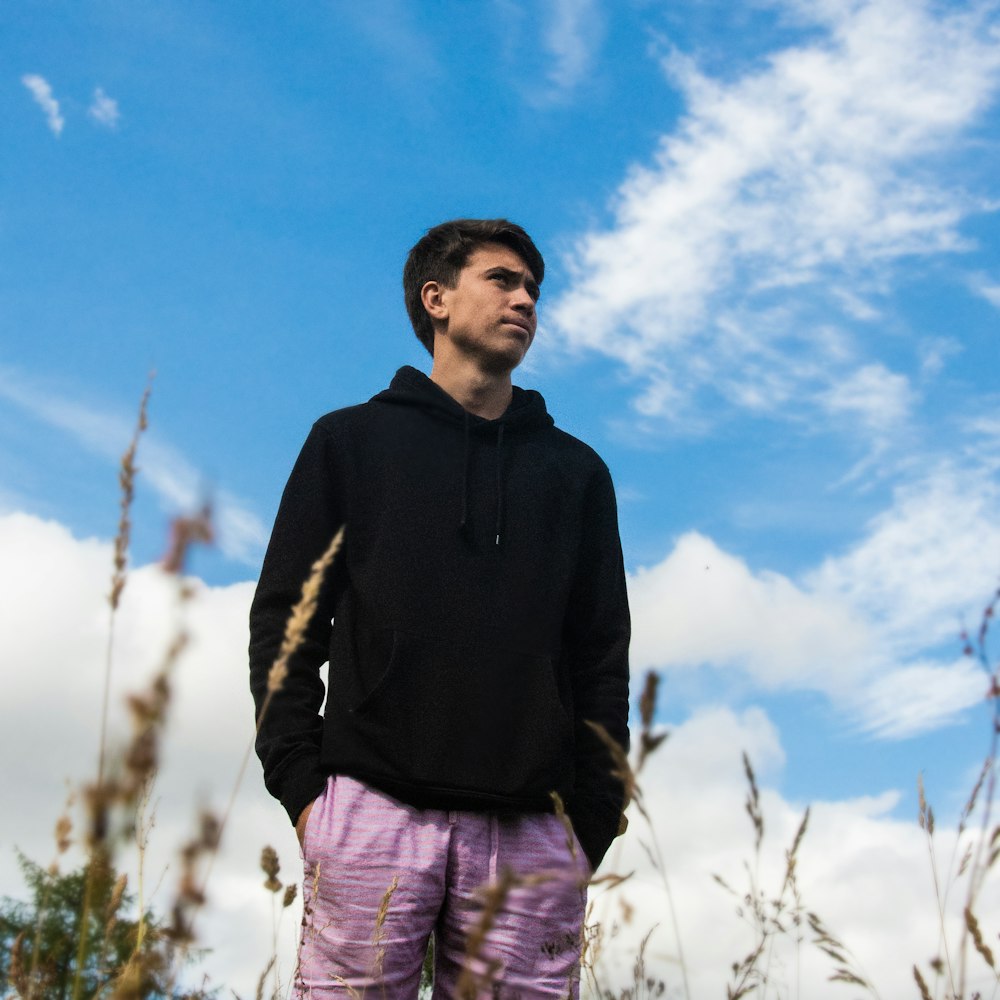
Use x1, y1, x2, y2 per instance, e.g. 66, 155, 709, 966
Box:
295, 775, 590, 999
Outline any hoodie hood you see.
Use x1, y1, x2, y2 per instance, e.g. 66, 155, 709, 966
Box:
371, 365, 554, 432
371, 366, 553, 546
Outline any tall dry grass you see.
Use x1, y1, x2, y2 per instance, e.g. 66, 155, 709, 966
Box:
908, 584, 1000, 1000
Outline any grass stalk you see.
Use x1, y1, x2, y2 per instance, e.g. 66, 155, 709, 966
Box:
956, 586, 1000, 998
72, 382, 152, 1000
100, 378, 152, 788
160, 525, 343, 994
586, 679, 692, 1000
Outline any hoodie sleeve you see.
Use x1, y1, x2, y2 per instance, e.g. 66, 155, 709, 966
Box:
564, 462, 631, 872
248, 422, 345, 828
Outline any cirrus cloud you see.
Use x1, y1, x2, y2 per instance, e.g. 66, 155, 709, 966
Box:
546, 0, 1000, 430
88, 87, 120, 128
21, 74, 65, 136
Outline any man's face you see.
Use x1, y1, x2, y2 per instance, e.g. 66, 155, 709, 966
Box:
433, 242, 540, 375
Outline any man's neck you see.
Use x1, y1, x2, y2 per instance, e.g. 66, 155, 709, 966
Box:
428, 356, 513, 420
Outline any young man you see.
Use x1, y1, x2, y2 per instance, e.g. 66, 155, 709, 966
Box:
249, 219, 630, 998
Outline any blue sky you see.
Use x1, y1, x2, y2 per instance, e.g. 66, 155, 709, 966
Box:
3, 0, 1000, 994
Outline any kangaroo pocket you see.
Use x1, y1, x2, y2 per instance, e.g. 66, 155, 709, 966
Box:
328, 628, 574, 800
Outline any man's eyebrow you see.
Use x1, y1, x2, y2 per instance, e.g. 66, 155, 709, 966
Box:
484, 265, 541, 299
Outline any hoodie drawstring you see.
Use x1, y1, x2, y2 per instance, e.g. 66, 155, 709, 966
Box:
458, 416, 506, 548
494, 423, 505, 546
459, 411, 471, 536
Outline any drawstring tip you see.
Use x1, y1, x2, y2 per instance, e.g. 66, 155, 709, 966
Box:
495, 534, 500, 546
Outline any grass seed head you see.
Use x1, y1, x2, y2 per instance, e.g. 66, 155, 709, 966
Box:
965, 905, 996, 971
54, 811, 72, 853
266, 527, 344, 696
260, 846, 281, 893
161, 504, 214, 576
913, 965, 932, 1000
110, 379, 152, 611
107, 872, 128, 919
917, 773, 932, 833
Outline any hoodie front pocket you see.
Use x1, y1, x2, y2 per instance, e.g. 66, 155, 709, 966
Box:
348, 629, 574, 799
352, 629, 399, 714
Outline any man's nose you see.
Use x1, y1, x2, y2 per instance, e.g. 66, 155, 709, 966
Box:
511, 285, 535, 313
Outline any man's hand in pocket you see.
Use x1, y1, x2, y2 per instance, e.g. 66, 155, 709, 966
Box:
296, 799, 317, 847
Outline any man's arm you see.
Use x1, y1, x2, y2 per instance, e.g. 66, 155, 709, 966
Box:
564, 463, 631, 873
248, 422, 344, 829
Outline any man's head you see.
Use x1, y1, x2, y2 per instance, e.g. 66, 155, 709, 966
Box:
403, 219, 545, 357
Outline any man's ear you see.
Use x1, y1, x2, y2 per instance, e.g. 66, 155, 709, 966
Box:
421, 280, 448, 324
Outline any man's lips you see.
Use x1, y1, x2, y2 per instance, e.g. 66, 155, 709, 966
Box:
503, 318, 534, 337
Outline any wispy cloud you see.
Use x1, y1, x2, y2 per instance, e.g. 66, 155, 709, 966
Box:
492, 0, 603, 106
21, 74, 65, 136
88, 86, 120, 128
542, 0, 603, 102
962, 411, 1000, 472
970, 272, 1000, 308
818, 362, 915, 436
345, 0, 441, 94
808, 462, 1000, 655
547, 0, 1000, 429
0, 367, 265, 565
855, 658, 986, 738
977, 285, 1000, 307
630, 459, 1000, 738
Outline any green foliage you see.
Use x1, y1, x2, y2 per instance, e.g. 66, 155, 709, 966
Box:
0, 851, 210, 1000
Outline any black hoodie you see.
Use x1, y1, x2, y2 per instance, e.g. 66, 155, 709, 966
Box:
248, 366, 630, 870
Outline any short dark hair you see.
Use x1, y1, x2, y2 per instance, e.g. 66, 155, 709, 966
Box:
403, 219, 545, 356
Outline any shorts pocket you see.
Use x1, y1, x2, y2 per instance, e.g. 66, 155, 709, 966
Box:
299, 777, 332, 860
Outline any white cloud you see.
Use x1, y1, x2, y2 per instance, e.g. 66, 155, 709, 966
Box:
855, 658, 988, 738
831, 285, 881, 321
546, 0, 1000, 428
491, 0, 603, 106
978, 284, 1000, 307
918, 335, 962, 378
3, 511, 994, 999
0, 367, 265, 564
543, 0, 603, 100
630, 461, 1000, 736
961, 411, 1000, 473
628, 531, 873, 695
818, 361, 915, 435
21, 74, 65, 136
808, 463, 1000, 654
88, 86, 120, 128
970, 271, 1000, 308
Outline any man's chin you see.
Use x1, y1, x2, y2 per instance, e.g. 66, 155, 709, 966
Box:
482, 349, 527, 376
448, 334, 529, 377
462, 341, 526, 377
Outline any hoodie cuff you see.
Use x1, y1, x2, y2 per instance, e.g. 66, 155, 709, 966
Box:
275, 757, 331, 828
568, 798, 625, 873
